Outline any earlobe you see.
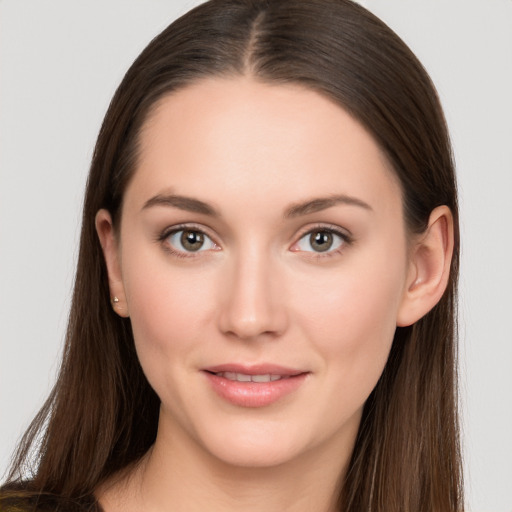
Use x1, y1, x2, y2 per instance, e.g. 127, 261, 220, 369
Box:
95, 209, 130, 318
396, 205, 454, 327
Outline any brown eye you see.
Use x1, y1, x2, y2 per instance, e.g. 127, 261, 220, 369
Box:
165, 228, 217, 254
294, 228, 347, 254
309, 231, 333, 252
181, 230, 204, 251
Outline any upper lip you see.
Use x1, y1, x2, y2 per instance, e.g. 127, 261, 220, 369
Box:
203, 363, 306, 376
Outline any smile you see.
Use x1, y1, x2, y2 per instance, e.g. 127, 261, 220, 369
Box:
214, 372, 285, 382
203, 365, 308, 407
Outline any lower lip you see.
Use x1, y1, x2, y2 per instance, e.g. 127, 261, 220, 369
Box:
204, 372, 308, 408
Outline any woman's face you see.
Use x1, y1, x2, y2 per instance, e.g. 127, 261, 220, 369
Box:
109, 78, 412, 468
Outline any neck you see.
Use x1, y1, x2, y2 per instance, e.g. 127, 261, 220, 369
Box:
98, 413, 358, 512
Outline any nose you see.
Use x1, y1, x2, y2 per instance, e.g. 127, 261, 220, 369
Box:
217, 249, 288, 341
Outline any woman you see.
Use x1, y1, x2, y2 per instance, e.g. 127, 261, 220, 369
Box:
0, 0, 462, 510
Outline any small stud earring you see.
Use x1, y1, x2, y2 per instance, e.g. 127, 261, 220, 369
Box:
111, 296, 119, 307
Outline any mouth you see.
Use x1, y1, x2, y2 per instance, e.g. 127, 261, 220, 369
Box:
206, 371, 294, 383
202, 364, 308, 407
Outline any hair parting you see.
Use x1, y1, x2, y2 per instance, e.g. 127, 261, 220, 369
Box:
1, 1, 462, 511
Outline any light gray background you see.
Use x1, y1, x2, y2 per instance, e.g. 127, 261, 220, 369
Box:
1, 1, 511, 510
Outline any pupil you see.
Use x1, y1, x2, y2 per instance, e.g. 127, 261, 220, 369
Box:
310, 231, 332, 252
181, 230, 204, 251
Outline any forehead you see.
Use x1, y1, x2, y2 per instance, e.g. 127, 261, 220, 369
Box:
127, 77, 402, 217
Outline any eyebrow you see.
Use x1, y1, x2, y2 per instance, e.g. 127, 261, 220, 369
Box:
284, 194, 373, 218
142, 194, 219, 216
142, 193, 372, 218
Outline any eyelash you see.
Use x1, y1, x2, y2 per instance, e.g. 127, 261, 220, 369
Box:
157, 223, 219, 259
157, 223, 353, 259
292, 224, 353, 259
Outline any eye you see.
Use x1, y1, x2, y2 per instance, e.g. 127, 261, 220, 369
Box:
165, 228, 218, 254
293, 228, 348, 253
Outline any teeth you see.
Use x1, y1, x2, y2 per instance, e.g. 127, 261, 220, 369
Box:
252, 374, 272, 383
217, 372, 284, 382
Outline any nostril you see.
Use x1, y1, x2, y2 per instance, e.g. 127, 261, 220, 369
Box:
216, 266, 289, 340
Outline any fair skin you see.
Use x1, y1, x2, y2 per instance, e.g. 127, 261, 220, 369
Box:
96, 77, 453, 512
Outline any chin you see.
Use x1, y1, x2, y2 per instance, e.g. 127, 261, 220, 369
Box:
206, 438, 307, 469
193, 416, 334, 470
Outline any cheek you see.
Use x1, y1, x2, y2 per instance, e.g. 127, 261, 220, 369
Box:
120, 244, 216, 376
294, 250, 406, 390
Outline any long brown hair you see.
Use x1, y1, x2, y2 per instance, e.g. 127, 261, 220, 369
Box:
1, 1, 462, 510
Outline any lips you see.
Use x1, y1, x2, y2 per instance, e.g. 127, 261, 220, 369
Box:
203, 364, 308, 407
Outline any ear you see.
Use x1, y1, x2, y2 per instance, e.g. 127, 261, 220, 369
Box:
95, 209, 130, 318
396, 205, 454, 327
